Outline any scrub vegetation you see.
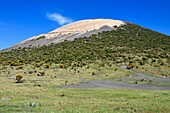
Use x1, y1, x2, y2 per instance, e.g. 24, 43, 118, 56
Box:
0, 23, 170, 112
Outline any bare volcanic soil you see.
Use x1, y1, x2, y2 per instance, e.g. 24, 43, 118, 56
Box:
63, 72, 170, 90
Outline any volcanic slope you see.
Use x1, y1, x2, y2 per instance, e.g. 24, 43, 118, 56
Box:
4, 19, 125, 51
0, 20, 170, 78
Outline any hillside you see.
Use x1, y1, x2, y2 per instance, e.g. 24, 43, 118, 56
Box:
0, 23, 170, 77
1, 20, 170, 112
3, 19, 125, 51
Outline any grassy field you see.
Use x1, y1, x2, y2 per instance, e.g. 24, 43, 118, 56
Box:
1, 86, 170, 113
0, 64, 170, 112
0, 63, 134, 87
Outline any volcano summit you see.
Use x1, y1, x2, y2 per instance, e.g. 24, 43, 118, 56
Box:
4, 19, 126, 51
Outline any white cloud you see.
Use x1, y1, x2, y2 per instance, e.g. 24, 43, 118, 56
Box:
47, 13, 73, 25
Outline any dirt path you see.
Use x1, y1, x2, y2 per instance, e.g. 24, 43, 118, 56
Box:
132, 71, 170, 82
63, 71, 170, 90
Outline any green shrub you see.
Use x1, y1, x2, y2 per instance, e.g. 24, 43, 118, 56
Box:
15, 74, 23, 83
44, 64, 50, 68
37, 72, 45, 76
16, 66, 23, 70
127, 63, 134, 69
59, 64, 64, 68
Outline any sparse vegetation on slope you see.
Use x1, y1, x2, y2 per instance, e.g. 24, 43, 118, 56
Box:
0, 23, 169, 77
0, 23, 170, 113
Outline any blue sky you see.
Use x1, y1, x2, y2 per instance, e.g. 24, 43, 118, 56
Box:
0, 0, 170, 50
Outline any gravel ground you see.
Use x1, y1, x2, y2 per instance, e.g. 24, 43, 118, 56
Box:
63, 72, 170, 90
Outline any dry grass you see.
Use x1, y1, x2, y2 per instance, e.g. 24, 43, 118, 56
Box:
0, 63, 170, 112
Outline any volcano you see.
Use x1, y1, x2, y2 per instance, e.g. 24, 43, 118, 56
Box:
3, 19, 126, 51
